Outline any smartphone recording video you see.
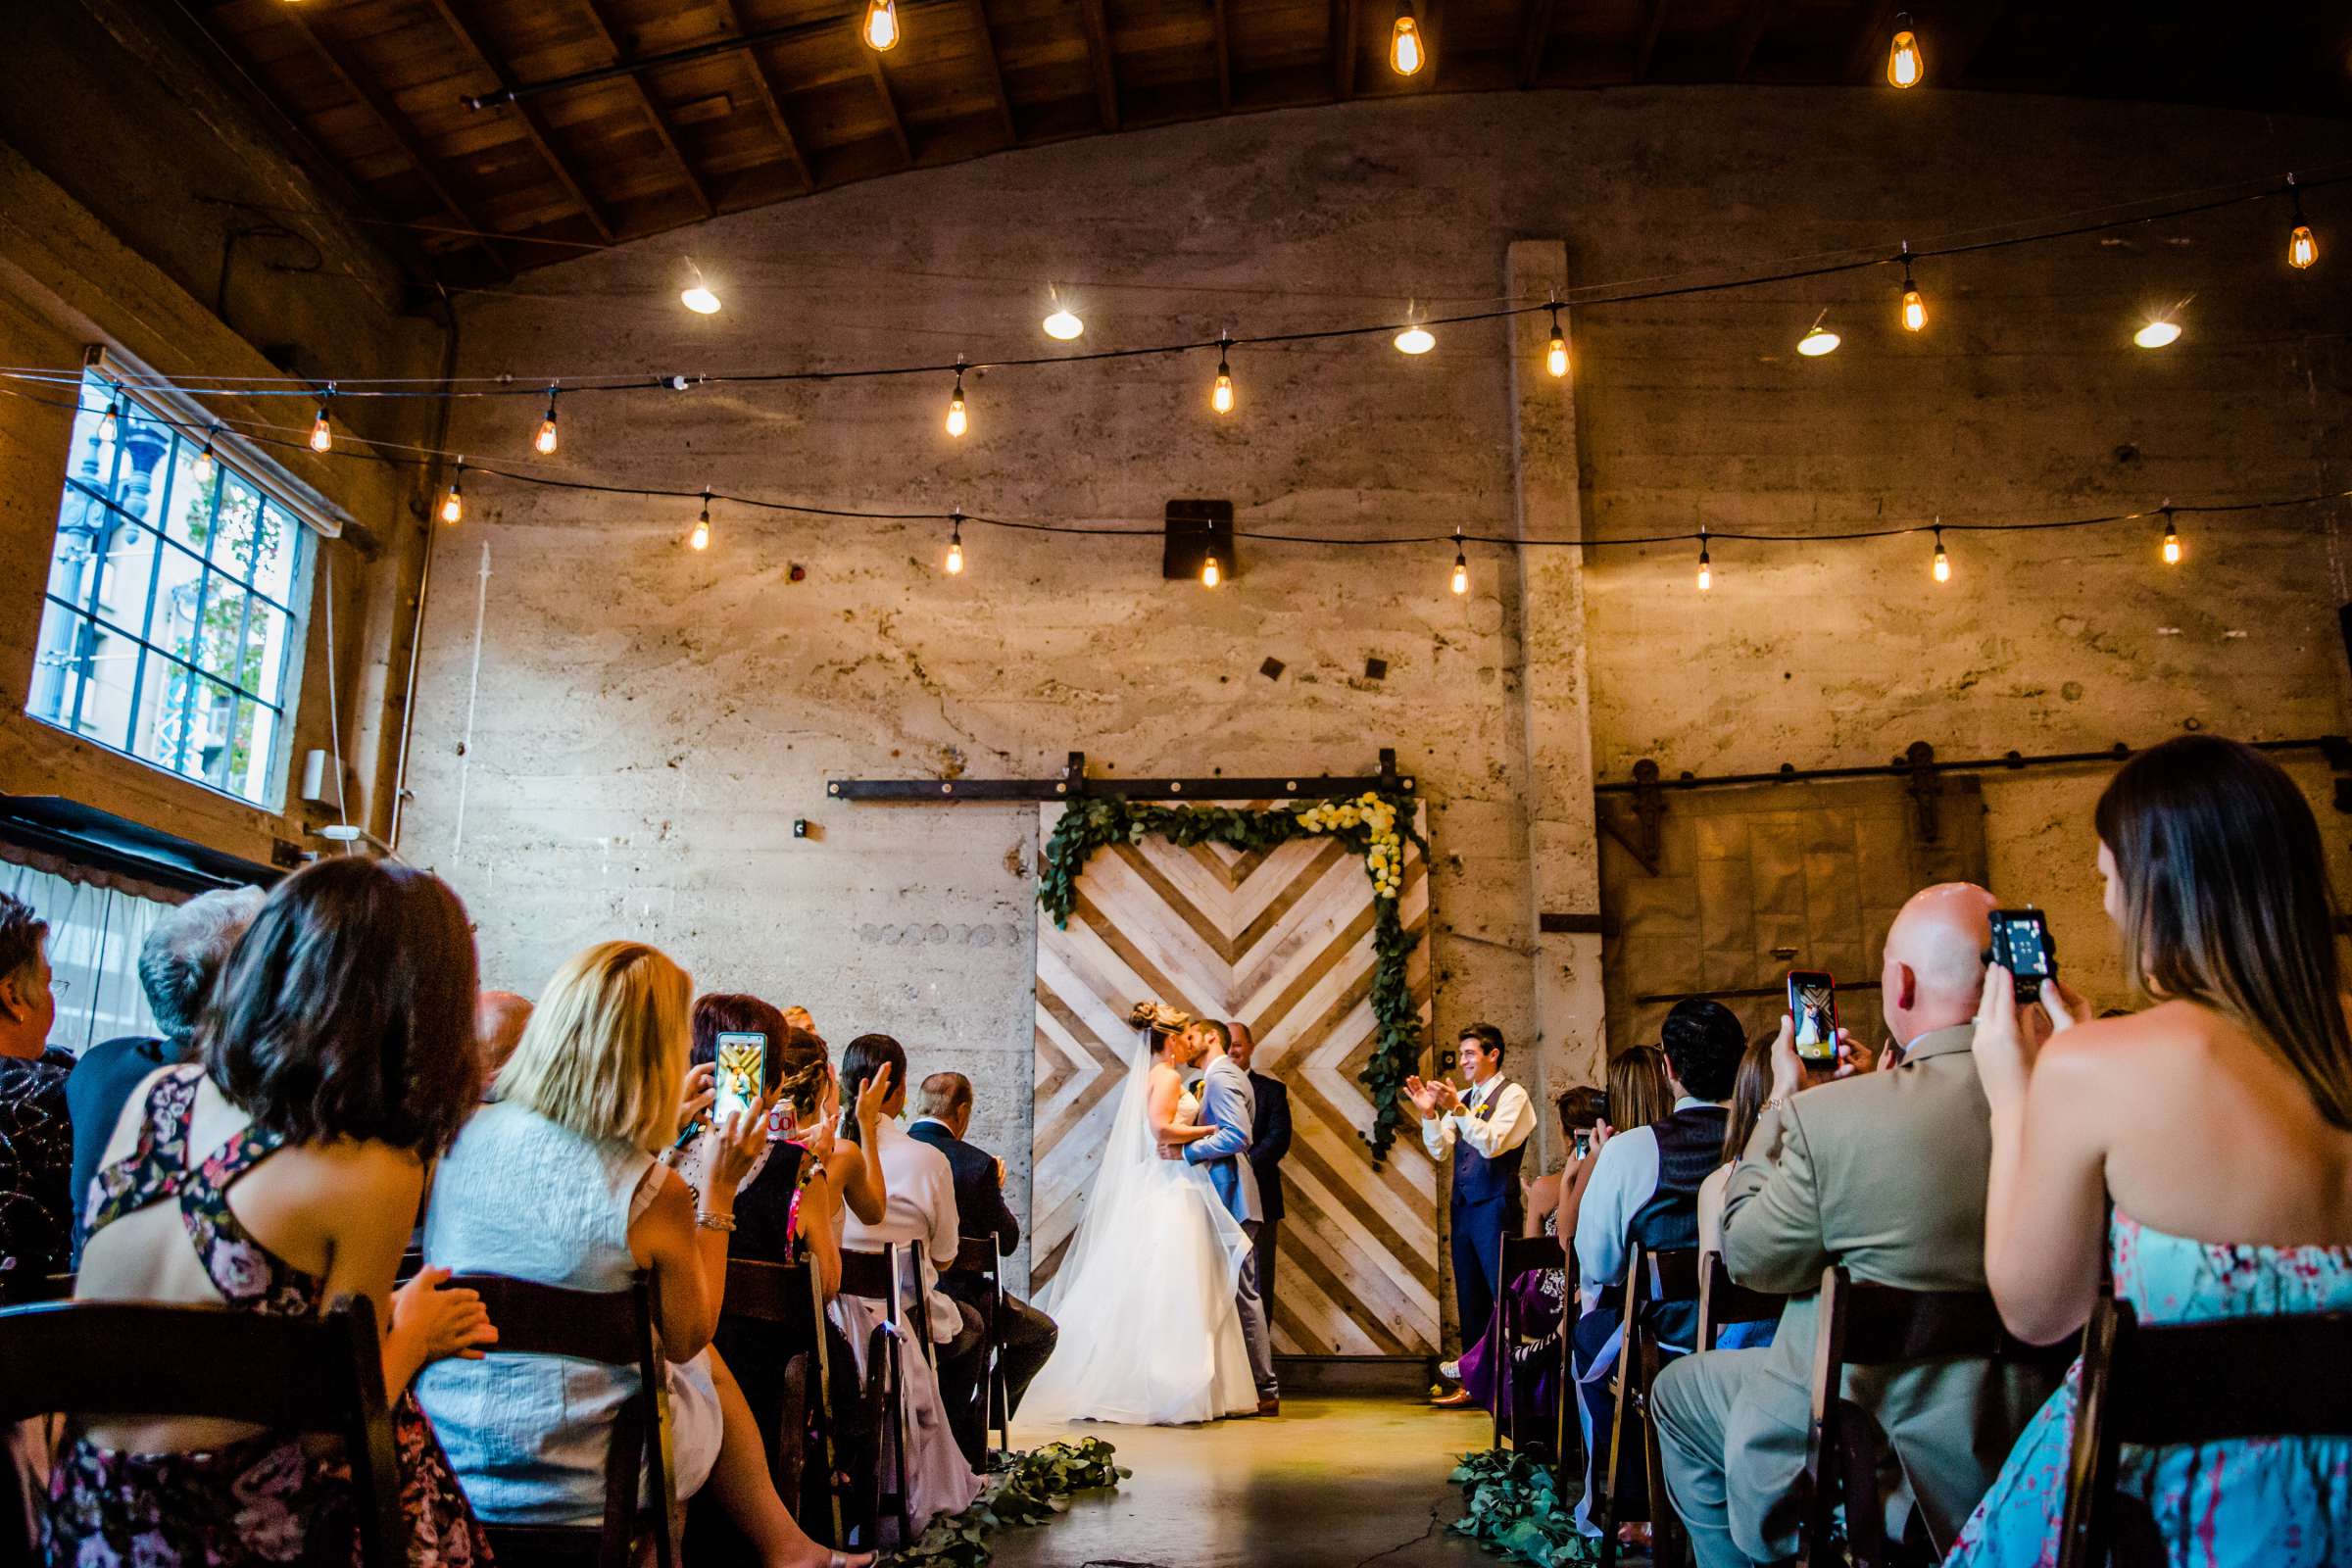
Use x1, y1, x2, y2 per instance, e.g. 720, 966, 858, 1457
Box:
1986, 908, 2056, 1004
1787, 970, 1838, 1065
712, 1031, 767, 1127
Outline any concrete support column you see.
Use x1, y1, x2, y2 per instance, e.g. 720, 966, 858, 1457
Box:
1506, 239, 1608, 1157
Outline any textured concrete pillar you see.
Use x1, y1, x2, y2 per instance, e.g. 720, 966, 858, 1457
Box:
1507, 239, 1608, 1155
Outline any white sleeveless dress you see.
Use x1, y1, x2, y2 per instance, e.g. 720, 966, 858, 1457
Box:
1020, 1073, 1257, 1425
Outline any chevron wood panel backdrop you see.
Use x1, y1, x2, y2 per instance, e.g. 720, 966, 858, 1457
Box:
1031, 802, 1439, 1355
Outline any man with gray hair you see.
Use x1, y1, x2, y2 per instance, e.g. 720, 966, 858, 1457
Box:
65, 885, 264, 1262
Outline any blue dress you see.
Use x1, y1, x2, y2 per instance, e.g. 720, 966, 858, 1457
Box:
1943, 1209, 2352, 1568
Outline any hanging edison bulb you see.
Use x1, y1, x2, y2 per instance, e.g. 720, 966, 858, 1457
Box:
440, 464, 465, 526
1696, 535, 1712, 593
1211, 345, 1236, 415
945, 512, 965, 575
1450, 528, 1469, 596
2161, 514, 2182, 565
1546, 306, 1568, 377
863, 0, 900, 52
1396, 302, 1435, 355
309, 393, 334, 454
191, 427, 217, 484
945, 366, 968, 438
98, 398, 121, 438
1389, 0, 1425, 76
1201, 553, 1223, 589
1886, 13, 1922, 88
690, 490, 712, 552
534, 389, 560, 455
1899, 253, 1927, 332
2288, 178, 2318, 270
1932, 527, 1951, 584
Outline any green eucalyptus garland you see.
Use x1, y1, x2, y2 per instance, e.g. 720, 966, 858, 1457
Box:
1448, 1448, 1598, 1566
886, 1438, 1127, 1566
1037, 791, 1430, 1164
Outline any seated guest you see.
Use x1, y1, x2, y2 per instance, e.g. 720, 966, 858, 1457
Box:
1693, 1036, 1779, 1351
835, 1036, 981, 1533
1568, 1001, 1744, 1538
418, 942, 866, 1568
906, 1071, 1060, 1464
1651, 884, 2062, 1568
1948, 737, 2352, 1567
0, 892, 73, 1300
51, 859, 494, 1564
472, 989, 533, 1099
1608, 1042, 1675, 1135
65, 886, 263, 1264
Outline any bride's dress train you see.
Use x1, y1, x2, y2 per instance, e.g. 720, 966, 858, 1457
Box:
1019, 1056, 1256, 1426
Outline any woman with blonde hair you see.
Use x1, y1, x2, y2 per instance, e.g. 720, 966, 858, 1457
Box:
418, 941, 867, 1568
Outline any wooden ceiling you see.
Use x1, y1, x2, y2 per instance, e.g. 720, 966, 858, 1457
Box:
180, 0, 2352, 287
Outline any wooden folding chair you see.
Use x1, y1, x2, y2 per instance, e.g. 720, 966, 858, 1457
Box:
1597, 1245, 1700, 1568
722, 1255, 843, 1544
838, 1244, 915, 1548
1698, 1251, 1783, 1350
0, 1295, 402, 1568
1796, 1265, 2012, 1568
442, 1274, 679, 1568
955, 1235, 1010, 1453
1489, 1232, 1567, 1454
2057, 1296, 2352, 1568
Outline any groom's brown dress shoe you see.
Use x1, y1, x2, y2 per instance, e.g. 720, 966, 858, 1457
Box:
1255, 1396, 1281, 1417
1429, 1388, 1476, 1409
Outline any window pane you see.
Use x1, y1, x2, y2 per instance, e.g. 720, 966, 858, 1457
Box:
145, 537, 210, 678
192, 576, 252, 688
247, 501, 299, 603
42, 608, 145, 755
27, 600, 92, 734
241, 601, 293, 709
228, 698, 277, 804
203, 473, 261, 569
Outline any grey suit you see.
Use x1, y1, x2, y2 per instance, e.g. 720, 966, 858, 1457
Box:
1650, 1024, 2062, 1566
1184, 1054, 1276, 1397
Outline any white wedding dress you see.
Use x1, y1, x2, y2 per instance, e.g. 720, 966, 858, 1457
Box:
1019, 1043, 1257, 1425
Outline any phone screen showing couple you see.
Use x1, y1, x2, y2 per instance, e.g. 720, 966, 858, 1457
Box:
1788, 972, 1838, 1063
712, 1032, 766, 1125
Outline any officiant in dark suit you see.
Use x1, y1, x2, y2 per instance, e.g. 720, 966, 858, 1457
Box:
1226, 1020, 1293, 1342
909, 1071, 1060, 1464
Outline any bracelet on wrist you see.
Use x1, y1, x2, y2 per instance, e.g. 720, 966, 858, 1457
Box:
696, 1208, 738, 1233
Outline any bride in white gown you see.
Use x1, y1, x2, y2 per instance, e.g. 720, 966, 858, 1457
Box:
1020, 1004, 1258, 1425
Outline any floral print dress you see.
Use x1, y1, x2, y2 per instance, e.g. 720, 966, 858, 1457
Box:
42, 1066, 492, 1568
1943, 1209, 2352, 1568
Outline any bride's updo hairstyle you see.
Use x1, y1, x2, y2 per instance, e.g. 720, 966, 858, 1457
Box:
2094, 734, 2352, 1129
1130, 1000, 1192, 1054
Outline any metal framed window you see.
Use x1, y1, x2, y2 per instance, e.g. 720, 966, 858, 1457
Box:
27, 368, 313, 808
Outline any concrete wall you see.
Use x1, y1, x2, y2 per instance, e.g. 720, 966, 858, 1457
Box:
397, 85, 2352, 1238
0, 0, 443, 868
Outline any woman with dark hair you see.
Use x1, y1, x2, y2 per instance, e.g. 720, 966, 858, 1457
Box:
1948, 736, 2352, 1566
48, 858, 496, 1567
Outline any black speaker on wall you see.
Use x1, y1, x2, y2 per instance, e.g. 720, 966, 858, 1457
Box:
2340, 603, 2352, 680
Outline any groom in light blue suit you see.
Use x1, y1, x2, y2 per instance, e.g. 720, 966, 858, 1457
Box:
1160, 1018, 1280, 1415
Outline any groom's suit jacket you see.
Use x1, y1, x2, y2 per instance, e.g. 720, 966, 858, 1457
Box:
1183, 1054, 1262, 1225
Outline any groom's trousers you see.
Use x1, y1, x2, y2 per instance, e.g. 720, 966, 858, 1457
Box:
1238, 1219, 1279, 1399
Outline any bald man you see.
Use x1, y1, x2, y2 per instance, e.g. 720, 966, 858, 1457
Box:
474, 991, 533, 1100
1649, 883, 2064, 1568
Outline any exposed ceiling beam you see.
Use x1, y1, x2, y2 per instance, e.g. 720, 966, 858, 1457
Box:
1843, 0, 1905, 84
861, 43, 915, 165
1517, 0, 1556, 88
422, 0, 617, 243
1634, 0, 1670, 82
1078, 0, 1121, 130
570, 0, 715, 217
967, 0, 1019, 145
1211, 0, 1233, 113
1729, 0, 1777, 79
277, 7, 512, 277
707, 0, 814, 190
1332, 0, 1359, 101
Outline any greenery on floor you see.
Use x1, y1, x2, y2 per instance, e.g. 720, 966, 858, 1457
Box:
887, 1438, 1129, 1566
1449, 1448, 1599, 1566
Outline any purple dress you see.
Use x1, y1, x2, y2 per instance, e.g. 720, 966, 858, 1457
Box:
1458, 1210, 1567, 1432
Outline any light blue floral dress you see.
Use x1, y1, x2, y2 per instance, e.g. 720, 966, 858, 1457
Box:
1944, 1209, 2352, 1568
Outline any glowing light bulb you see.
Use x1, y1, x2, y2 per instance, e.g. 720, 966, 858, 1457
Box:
1932, 529, 1951, 584
1696, 539, 1712, 593
945, 520, 965, 575
191, 429, 216, 484
2291, 223, 2318, 270
98, 400, 120, 438
1886, 15, 1922, 88
2134, 318, 2181, 350
1797, 322, 1840, 357
1395, 324, 1435, 355
946, 368, 968, 438
1901, 271, 1927, 333
440, 467, 464, 526
309, 401, 333, 453
2161, 518, 2182, 565
1547, 329, 1568, 378
1042, 302, 1084, 340
1211, 359, 1235, 415
1390, 1, 1424, 75
680, 261, 721, 315
534, 392, 560, 455
1201, 554, 1222, 589
863, 0, 900, 52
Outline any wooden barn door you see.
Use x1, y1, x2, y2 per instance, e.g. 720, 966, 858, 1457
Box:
1031, 801, 1440, 1356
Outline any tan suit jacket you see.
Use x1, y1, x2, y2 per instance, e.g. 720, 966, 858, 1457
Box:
1719, 1022, 2061, 1550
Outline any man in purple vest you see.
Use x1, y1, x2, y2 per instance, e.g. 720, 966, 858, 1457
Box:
1408, 1022, 1536, 1389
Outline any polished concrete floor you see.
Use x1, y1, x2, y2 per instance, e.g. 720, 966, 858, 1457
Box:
993, 1396, 1505, 1568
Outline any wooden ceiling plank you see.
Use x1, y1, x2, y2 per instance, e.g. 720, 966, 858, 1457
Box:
1332, 0, 1359, 100
862, 43, 916, 165
1634, 0, 1670, 82
569, 0, 716, 218
1079, 0, 1121, 130
1517, 0, 1556, 88
420, 0, 617, 244
1729, 0, 1777, 79
709, 0, 815, 189
1211, 0, 1233, 112
1842, 0, 1906, 84
968, 0, 1019, 145
277, 7, 513, 277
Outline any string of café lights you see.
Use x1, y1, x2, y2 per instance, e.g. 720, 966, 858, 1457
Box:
28, 8, 2349, 592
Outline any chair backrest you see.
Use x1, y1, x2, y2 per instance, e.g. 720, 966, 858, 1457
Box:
954, 1236, 1000, 1278
1500, 1233, 1565, 1280
1698, 1252, 1782, 1349
837, 1245, 902, 1307
1827, 1270, 2009, 1367
443, 1273, 675, 1568
0, 1295, 404, 1568
2057, 1296, 2352, 1568
1642, 1247, 1701, 1304
723, 1256, 821, 1343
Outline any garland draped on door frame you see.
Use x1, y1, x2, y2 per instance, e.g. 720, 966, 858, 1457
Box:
1037, 791, 1430, 1164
